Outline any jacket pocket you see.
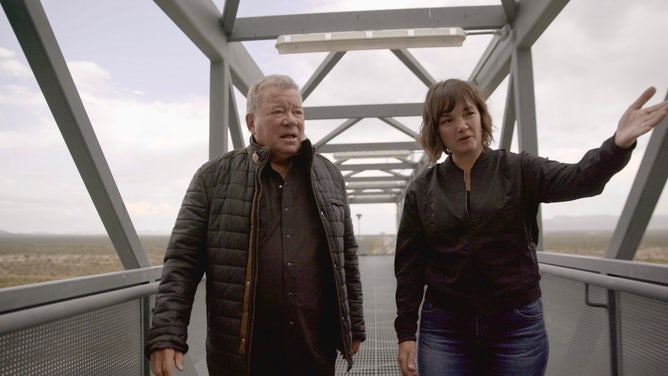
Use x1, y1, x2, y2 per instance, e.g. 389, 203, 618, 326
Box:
329, 198, 346, 222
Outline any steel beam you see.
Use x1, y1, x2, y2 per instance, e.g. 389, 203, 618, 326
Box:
391, 49, 436, 88
210, 60, 229, 158
220, 0, 239, 35
301, 52, 346, 101
228, 6, 506, 41
313, 118, 362, 149
305, 103, 422, 120
606, 103, 668, 260
379, 117, 419, 139
316, 142, 421, 153
2, 0, 149, 269
470, 0, 570, 95
499, 77, 516, 149
337, 162, 413, 172
349, 194, 403, 204
511, 48, 538, 155
154, 0, 263, 91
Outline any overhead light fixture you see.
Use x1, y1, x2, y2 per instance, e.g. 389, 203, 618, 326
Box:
276, 27, 466, 54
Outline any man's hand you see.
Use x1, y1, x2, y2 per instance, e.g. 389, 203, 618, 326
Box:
149, 348, 184, 376
352, 339, 362, 354
397, 340, 419, 376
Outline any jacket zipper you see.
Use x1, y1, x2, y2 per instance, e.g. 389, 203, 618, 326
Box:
465, 190, 471, 221
240, 156, 265, 363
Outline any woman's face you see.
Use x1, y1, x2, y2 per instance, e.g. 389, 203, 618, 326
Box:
438, 98, 484, 158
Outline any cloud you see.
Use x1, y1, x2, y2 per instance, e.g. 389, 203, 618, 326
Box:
1, 0, 667, 234
84, 94, 209, 151
0, 47, 32, 78
0, 127, 62, 149
0, 47, 13, 58
0, 51, 212, 233
126, 201, 177, 217
67, 61, 113, 93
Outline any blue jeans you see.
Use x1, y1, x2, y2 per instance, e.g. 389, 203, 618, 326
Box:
417, 298, 548, 376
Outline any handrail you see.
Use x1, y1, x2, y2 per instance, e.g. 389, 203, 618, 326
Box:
538, 251, 668, 284
0, 281, 159, 335
539, 263, 668, 302
0, 266, 163, 314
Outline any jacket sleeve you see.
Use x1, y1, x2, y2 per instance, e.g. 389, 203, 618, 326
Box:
144, 167, 209, 358
524, 135, 634, 204
394, 183, 428, 343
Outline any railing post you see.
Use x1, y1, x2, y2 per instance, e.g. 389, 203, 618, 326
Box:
607, 290, 620, 376
142, 295, 154, 376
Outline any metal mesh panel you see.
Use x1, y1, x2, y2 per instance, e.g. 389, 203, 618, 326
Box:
335, 256, 401, 375
0, 300, 143, 376
540, 273, 610, 376
618, 292, 668, 376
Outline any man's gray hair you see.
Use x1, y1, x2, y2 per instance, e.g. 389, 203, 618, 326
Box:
246, 74, 301, 114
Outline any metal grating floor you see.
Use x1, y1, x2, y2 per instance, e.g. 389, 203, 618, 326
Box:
185, 255, 400, 375
335, 255, 400, 375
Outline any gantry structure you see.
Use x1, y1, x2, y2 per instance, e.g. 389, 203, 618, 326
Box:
3, 0, 665, 268
1, 1, 668, 375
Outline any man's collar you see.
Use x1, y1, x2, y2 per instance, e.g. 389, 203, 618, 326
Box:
247, 136, 314, 164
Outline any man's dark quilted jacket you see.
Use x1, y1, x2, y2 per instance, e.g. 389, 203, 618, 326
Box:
145, 138, 365, 375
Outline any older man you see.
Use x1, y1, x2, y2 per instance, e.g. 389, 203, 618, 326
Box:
146, 74, 365, 375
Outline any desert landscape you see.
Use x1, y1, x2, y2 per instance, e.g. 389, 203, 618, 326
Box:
0, 231, 667, 288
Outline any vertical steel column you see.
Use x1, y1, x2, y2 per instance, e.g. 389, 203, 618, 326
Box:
141, 295, 153, 376
499, 77, 516, 150
209, 60, 230, 159
511, 47, 543, 252
511, 48, 538, 154
607, 290, 620, 376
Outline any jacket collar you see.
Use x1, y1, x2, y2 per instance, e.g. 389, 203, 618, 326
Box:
444, 146, 493, 171
247, 136, 315, 166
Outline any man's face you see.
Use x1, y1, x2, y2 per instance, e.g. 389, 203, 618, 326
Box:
246, 86, 305, 163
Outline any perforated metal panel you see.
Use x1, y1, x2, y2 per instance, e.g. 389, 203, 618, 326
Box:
618, 292, 668, 376
540, 273, 611, 376
0, 300, 143, 376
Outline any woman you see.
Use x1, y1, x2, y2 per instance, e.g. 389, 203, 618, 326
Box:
394, 79, 668, 376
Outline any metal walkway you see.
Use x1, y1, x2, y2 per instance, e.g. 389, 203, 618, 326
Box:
334, 256, 399, 375
184, 255, 401, 375
181, 254, 668, 376
2, 253, 668, 375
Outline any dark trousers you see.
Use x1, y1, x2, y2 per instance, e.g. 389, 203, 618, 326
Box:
249, 317, 338, 376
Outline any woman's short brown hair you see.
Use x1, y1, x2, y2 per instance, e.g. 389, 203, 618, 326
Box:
417, 79, 494, 163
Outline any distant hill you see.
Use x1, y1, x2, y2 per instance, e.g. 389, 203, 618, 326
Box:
543, 215, 668, 232
1, 214, 666, 235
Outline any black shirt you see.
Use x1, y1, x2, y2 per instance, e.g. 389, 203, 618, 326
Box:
252, 156, 338, 374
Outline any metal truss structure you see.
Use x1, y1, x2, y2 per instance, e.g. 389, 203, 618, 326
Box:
1, 0, 666, 267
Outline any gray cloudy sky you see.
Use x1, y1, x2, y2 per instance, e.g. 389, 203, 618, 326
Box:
1, 0, 667, 235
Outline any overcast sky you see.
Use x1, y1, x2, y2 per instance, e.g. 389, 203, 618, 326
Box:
1, 0, 667, 235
